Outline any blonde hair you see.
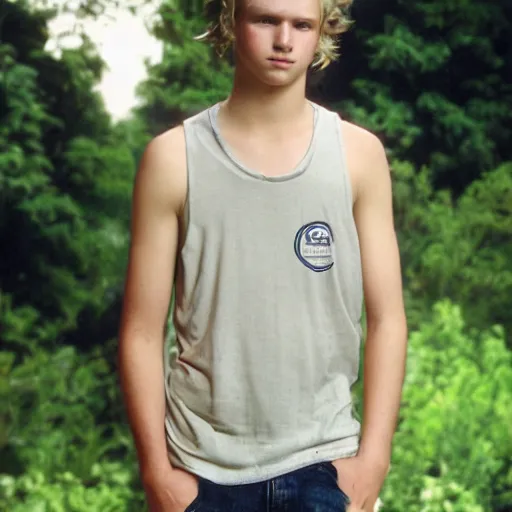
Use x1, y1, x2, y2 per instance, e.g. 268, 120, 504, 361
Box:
195, 0, 354, 70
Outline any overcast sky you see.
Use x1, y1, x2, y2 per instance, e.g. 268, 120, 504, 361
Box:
46, 3, 163, 121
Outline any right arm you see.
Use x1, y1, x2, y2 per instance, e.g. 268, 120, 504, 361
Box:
118, 127, 186, 478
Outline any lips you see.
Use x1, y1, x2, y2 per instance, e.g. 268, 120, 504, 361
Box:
268, 58, 294, 64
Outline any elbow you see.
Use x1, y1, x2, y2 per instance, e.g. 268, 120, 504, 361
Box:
366, 311, 408, 343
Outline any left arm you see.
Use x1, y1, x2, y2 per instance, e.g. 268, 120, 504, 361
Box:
353, 134, 408, 468
333, 124, 408, 511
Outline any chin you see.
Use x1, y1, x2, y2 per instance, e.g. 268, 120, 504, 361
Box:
260, 70, 306, 88
239, 59, 305, 87
265, 79, 298, 88
268, 76, 304, 88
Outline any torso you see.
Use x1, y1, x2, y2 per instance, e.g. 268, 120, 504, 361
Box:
163, 102, 367, 482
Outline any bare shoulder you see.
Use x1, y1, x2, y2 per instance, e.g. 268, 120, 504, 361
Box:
340, 119, 384, 152
339, 119, 389, 201
135, 125, 187, 215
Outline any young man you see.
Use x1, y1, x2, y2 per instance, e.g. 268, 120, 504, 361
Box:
118, 0, 408, 511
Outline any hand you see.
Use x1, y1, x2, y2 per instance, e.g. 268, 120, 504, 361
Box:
332, 453, 389, 512
142, 463, 199, 512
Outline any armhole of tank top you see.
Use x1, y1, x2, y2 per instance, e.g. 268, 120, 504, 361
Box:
178, 120, 192, 255
333, 113, 355, 216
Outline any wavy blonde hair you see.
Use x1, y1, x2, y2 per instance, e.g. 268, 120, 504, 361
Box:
195, 0, 354, 70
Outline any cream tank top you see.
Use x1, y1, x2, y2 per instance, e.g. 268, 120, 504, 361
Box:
164, 101, 363, 485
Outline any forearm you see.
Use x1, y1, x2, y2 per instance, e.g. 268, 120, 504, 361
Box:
118, 333, 170, 474
358, 317, 408, 463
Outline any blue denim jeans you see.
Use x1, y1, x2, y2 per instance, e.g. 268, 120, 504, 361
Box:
185, 461, 349, 511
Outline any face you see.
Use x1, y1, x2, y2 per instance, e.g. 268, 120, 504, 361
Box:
234, 0, 322, 87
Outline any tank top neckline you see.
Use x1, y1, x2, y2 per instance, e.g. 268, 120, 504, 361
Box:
208, 101, 320, 183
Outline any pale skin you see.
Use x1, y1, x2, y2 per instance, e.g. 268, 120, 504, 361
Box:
118, 0, 407, 511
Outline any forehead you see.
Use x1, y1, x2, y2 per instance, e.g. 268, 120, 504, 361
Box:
242, 0, 321, 19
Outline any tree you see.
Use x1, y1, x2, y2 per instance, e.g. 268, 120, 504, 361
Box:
391, 160, 512, 338
315, 0, 512, 194
0, 0, 135, 350
1, 2, 143, 508
134, 0, 233, 135
380, 300, 511, 511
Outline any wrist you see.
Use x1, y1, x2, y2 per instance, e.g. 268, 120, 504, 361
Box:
139, 454, 174, 480
357, 445, 391, 470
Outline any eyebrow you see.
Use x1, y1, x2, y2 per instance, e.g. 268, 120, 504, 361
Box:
245, 6, 318, 24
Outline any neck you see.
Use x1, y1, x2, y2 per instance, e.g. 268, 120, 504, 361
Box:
222, 67, 311, 130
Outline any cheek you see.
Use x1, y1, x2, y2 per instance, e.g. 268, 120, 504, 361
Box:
237, 24, 268, 55
302, 35, 321, 59
243, 26, 266, 54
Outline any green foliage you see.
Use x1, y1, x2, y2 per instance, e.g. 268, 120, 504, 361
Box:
29, 0, 152, 19
2, 347, 107, 475
392, 161, 512, 334
0, 0, 135, 348
418, 477, 485, 512
0, 343, 145, 510
0, 463, 143, 511
0, 3, 142, 505
380, 300, 512, 511
135, 0, 233, 134
338, 0, 511, 192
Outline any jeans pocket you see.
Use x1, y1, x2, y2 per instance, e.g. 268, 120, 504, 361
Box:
318, 462, 350, 504
184, 478, 203, 512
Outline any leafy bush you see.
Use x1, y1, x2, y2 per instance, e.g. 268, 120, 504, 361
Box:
0, 462, 144, 512
380, 300, 512, 511
0, 346, 145, 511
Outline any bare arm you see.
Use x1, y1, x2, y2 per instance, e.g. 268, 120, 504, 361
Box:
118, 127, 187, 476
347, 124, 408, 466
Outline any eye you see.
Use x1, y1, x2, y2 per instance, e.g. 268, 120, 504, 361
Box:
295, 21, 312, 30
259, 16, 276, 25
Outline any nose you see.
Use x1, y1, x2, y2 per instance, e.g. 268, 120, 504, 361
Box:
273, 23, 292, 53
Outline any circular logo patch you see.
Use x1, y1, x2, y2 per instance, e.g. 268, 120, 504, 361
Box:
294, 221, 334, 272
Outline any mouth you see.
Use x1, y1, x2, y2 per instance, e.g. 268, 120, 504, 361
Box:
268, 57, 294, 68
